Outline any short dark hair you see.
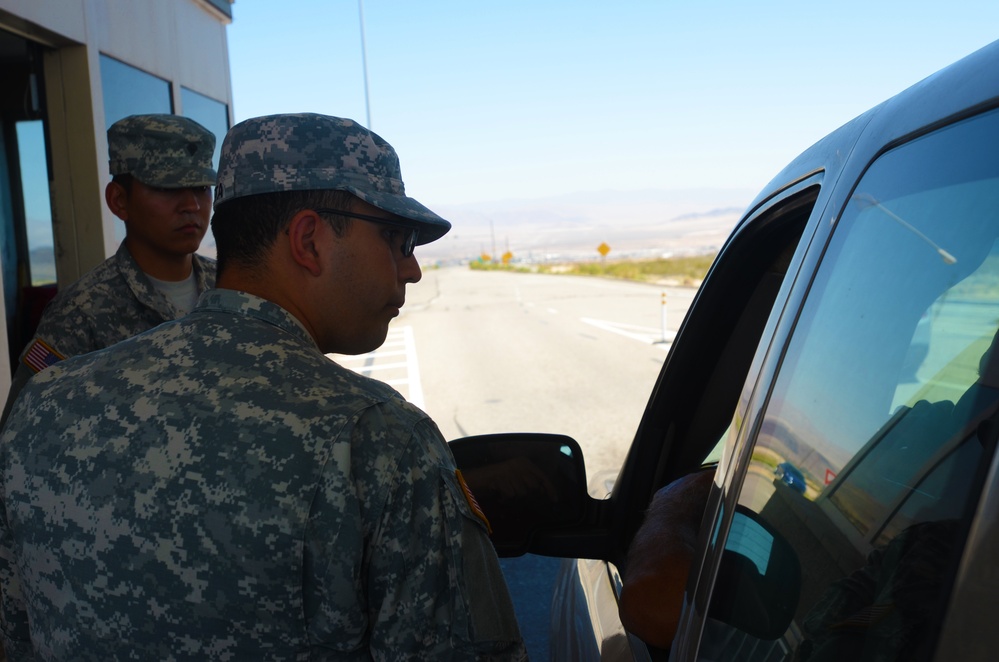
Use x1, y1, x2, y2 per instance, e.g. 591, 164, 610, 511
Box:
111, 173, 134, 194
210, 189, 354, 276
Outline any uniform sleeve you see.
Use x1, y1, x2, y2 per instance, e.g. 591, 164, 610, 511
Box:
0, 415, 38, 660
0, 311, 95, 430
0, 523, 34, 660
29, 293, 101, 363
0, 363, 36, 431
303, 407, 526, 662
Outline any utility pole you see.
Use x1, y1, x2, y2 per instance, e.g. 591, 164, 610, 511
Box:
358, 0, 372, 128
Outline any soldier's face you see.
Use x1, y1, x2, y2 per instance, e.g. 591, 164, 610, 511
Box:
317, 199, 423, 355
114, 180, 212, 257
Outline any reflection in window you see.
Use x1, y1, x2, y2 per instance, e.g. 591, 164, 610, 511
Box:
99, 55, 173, 245
180, 88, 228, 259
727, 512, 775, 575
181, 87, 229, 172
99, 55, 172, 129
701, 108, 999, 661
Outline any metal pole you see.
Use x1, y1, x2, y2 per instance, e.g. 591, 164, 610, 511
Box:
358, 0, 372, 128
661, 292, 668, 343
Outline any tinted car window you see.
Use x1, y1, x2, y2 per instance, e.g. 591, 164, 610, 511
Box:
699, 107, 999, 661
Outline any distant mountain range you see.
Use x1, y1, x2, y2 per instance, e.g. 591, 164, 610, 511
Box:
416, 187, 755, 263
34, 188, 756, 271
28, 247, 56, 284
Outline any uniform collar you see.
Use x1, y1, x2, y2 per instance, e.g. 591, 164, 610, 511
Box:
195, 289, 317, 348
115, 242, 177, 319
115, 242, 215, 318
191, 253, 216, 292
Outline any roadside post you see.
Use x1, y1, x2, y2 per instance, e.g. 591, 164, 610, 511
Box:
657, 292, 669, 344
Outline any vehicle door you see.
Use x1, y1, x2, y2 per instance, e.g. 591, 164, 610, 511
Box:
601, 172, 828, 661
681, 106, 999, 662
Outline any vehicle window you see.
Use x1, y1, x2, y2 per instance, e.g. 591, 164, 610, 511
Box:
699, 107, 999, 661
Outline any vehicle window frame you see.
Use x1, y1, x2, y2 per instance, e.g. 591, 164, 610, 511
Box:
666, 176, 830, 660
605, 174, 825, 662
686, 105, 999, 662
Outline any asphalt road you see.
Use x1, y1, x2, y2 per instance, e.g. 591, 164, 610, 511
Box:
399, 266, 696, 478
332, 266, 696, 659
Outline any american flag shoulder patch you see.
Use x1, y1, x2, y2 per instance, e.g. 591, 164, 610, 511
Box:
22, 338, 65, 374
455, 469, 493, 535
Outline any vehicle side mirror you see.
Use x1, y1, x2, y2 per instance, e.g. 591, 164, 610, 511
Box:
708, 505, 801, 640
449, 433, 590, 557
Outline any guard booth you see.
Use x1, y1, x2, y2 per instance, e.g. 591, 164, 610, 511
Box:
0, 0, 234, 403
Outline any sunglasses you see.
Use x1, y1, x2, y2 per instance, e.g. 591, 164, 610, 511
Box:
313, 208, 419, 258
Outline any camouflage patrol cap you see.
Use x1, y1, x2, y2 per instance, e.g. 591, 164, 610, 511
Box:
108, 114, 216, 188
214, 113, 451, 244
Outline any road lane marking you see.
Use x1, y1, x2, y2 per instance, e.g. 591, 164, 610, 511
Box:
327, 325, 425, 409
580, 317, 674, 348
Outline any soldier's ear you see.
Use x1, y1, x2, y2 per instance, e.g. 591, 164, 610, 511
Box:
286, 209, 323, 277
105, 181, 130, 221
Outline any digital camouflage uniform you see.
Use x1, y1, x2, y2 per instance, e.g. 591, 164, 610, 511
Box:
1, 113, 218, 426
0, 290, 525, 661
1, 245, 216, 422
0, 113, 526, 660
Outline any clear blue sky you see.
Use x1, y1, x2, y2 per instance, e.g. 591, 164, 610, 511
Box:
228, 1, 999, 207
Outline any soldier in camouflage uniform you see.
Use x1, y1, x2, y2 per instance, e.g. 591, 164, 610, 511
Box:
0, 113, 527, 661
0, 114, 217, 427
